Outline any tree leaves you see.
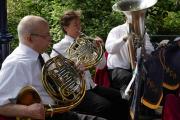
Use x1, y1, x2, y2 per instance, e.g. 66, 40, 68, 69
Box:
7, 0, 180, 50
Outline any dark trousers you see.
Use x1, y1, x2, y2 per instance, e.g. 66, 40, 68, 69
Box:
46, 111, 107, 120
73, 86, 130, 120
108, 68, 132, 91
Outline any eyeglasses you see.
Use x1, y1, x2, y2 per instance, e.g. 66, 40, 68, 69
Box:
31, 33, 51, 39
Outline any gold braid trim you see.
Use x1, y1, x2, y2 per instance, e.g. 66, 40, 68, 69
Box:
163, 82, 179, 90
141, 92, 163, 109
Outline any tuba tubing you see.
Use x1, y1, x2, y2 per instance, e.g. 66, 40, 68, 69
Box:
113, 0, 157, 70
112, 0, 158, 100
127, 33, 136, 70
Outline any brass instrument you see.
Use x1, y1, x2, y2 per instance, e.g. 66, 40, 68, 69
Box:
67, 32, 104, 69
112, 0, 157, 97
113, 0, 157, 70
112, 1, 157, 119
16, 50, 86, 119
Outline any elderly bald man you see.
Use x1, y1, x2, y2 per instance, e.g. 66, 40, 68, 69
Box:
0, 15, 106, 120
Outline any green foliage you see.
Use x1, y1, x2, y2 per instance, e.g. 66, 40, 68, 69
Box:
64, 0, 125, 40
7, 0, 70, 50
48, 0, 71, 42
6, 0, 180, 76
7, 0, 125, 49
8, 0, 41, 49
146, 0, 180, 35
7, 0, 180, 50
163, 11, 180, 34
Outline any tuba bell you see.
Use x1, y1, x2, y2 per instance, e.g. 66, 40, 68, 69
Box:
67, 32, 104, 69
16, 50, 86, 119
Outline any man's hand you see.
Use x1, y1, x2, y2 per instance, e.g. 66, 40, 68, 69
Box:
94, 36, 104, 46
157, 39, 169, 49
27, 103, 45, 120
76, 61, 86, 71
123, 33, 137, 42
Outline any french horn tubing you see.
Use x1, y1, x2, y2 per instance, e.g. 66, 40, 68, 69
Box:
16, 48, 86, 119
67, 32, 104, 69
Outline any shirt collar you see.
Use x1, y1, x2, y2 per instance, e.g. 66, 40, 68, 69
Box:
18, 43, 39, 60
64, 35, 75, 44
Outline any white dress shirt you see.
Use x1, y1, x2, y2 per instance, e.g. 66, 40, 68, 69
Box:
105, 22, 154, 70
0, 43, 54, 105
51, 35, 98, 90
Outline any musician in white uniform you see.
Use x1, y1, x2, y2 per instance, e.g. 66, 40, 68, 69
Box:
0, 15, 106, 120
51, 10, 130, 120
105, 16, 154, 92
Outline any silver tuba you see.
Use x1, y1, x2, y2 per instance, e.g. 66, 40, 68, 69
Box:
112, 1, 158, 120
113, 0, 157, 69
112, 0, 157, 97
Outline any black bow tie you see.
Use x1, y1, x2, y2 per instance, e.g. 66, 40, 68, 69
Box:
38, 54, 45, 68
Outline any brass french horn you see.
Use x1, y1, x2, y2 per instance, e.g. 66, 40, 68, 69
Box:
67, 32, 104, 69
16, 49, 86, 119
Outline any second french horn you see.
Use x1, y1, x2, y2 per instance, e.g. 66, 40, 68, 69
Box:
67, 32, 104, 69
